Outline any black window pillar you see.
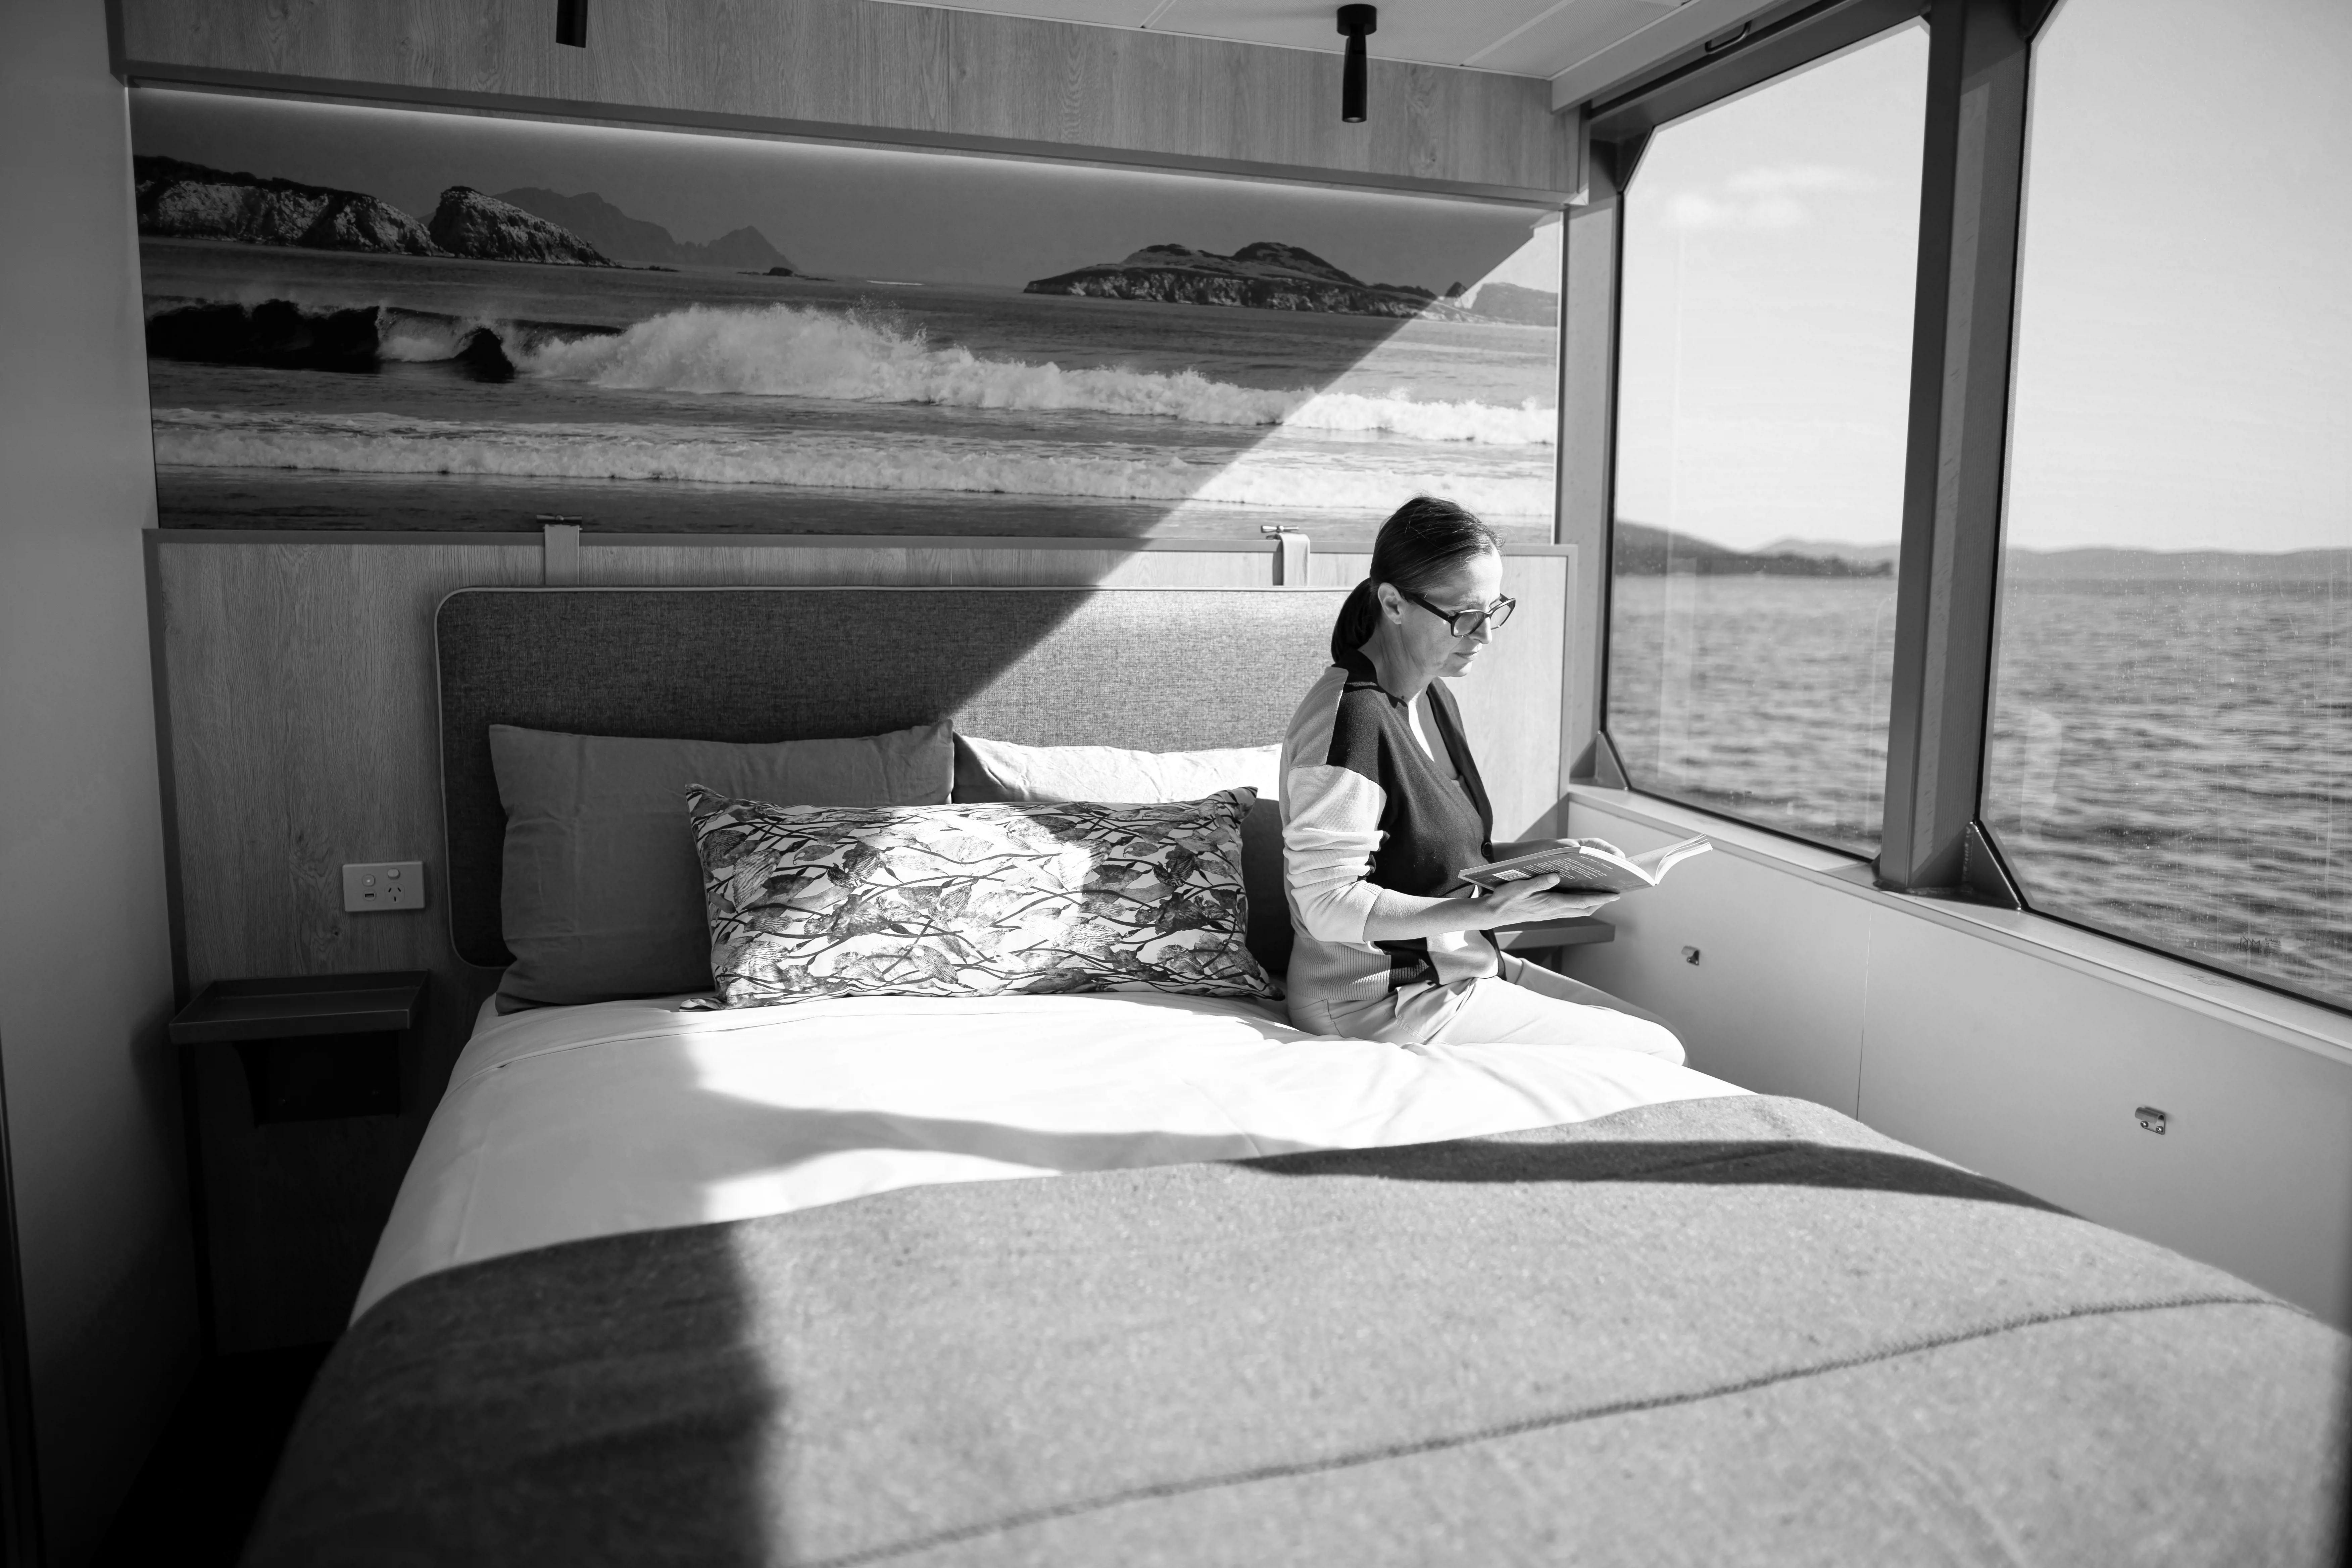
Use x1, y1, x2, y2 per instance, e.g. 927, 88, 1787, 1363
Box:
1875, 0, 2034, 903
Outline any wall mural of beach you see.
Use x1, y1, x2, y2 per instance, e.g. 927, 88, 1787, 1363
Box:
130, 91, 1565, 544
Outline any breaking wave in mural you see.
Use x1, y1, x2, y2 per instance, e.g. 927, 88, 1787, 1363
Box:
144, 294, 1556, 447
518, 303, 1556, 447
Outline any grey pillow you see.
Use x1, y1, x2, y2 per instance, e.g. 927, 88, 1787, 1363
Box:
489, 723, 953, 1006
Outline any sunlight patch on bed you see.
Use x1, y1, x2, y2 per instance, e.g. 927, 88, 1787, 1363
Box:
702, 1150, 1055, 1224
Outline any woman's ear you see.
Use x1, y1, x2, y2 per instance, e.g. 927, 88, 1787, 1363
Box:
1374, 582, 1405, 623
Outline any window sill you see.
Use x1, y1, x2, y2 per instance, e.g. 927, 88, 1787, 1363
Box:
1567, 785, 2352, 1064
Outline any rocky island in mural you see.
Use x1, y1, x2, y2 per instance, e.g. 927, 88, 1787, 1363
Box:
131, 89, 1565, 541
136, 155, 446, 256
1026, 241, 1446, 318
134, 157, 805, 273
425, 187, 616, 266
1460, 280, 1558, 326
138, 158, 613, 266
1025, 240, 1558, 326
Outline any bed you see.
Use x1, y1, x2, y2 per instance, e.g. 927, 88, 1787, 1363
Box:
246, 588, 2346, 1566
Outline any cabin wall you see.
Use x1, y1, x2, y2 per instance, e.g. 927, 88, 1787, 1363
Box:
114, 0, 1582, 203
1562, 790, 2352, 1331
0, 0, 201, 1559
146, 533, 1573, 1347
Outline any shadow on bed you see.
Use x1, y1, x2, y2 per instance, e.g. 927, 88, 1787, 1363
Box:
670, 1104, 2058, 1215
263, 1222, 792, 1567
1242, 1129, 2065, 1212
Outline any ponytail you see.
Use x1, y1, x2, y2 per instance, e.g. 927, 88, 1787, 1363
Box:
1326, 495, 1501, 664
1329, 578, 1382, 664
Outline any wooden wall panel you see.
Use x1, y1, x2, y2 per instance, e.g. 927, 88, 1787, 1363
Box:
116, 0, 1580, 201
155, 537, 540, 1348
159, 540, 539, 996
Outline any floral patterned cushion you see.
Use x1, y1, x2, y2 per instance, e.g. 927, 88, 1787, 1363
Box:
685, 785, 1278, 1009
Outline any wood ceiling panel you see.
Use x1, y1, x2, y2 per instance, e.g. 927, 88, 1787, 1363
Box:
869, 0, 1696, 79
118, 0, 1583, 200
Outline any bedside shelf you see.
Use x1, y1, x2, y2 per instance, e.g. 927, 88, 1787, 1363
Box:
170, 970, 433, 1353
170, 971, 427, 1125
168, 971, 427, 1046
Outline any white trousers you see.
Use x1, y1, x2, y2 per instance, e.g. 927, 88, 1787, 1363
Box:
1299, 952, 1685, 1063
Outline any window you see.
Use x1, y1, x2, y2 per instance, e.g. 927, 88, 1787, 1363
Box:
1982, 0, 2351, 1008
1605, 26, 1929, 854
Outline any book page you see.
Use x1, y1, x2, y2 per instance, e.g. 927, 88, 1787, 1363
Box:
1631, 836, 1713, 880
1465, 836, 1713, 894
1463, 844, 1650, 893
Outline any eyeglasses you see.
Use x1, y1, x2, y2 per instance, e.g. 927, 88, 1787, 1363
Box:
1399, 587, 1517, 638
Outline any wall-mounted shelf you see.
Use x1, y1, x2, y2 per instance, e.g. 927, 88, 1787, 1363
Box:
169, 972, 426, 1124
168, 971, 431, 1352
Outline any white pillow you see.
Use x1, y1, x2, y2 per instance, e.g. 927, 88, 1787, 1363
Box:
958, 735, 1280, 804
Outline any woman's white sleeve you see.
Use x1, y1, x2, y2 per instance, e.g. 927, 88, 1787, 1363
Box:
1282, 763, 1387, 945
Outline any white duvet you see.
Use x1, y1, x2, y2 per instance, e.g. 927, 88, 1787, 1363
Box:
356, 990, 1745, 1318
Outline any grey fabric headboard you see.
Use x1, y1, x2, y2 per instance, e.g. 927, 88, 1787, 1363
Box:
435, 586, 1349, 968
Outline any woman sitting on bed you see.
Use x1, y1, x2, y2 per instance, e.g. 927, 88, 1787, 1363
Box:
1280, 496, 1684, 1061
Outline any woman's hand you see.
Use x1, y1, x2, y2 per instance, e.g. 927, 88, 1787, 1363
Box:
1470, 873, 1617, 928
1357, 874, 1616, 944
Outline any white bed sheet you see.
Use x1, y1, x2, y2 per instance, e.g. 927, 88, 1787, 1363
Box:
356, 990, 1745, 1319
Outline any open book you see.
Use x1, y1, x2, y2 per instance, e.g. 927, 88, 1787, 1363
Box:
1461, 834, 1713, 894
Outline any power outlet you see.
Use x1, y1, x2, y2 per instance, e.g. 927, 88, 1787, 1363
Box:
343, 861, 426, 913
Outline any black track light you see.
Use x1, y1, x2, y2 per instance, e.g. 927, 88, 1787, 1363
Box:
556, 0, 588, 49
1337, 5, 1376, 123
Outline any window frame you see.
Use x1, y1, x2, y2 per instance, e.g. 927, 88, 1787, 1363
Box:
1565, 0, 2030, 900
1564, 0, 2351, 1016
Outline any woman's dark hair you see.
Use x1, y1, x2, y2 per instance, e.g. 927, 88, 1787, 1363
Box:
1330, 496, 1501, 662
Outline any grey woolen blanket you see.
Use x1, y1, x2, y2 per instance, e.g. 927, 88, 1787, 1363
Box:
246, 1095, 2346, 1567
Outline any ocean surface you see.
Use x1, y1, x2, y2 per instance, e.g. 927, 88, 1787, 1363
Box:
1609, 576, 1899, 852
1610, 571, 2350, 1010
140, 240, 1559, 541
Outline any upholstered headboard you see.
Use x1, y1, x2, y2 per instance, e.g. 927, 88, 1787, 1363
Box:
435, 586, 1349, 967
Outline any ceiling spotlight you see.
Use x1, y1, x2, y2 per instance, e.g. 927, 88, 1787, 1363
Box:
556, 0, 588, 48
1337, 5, 1377, 124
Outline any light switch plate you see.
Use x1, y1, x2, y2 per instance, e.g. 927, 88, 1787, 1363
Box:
342, 861, 426, 913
